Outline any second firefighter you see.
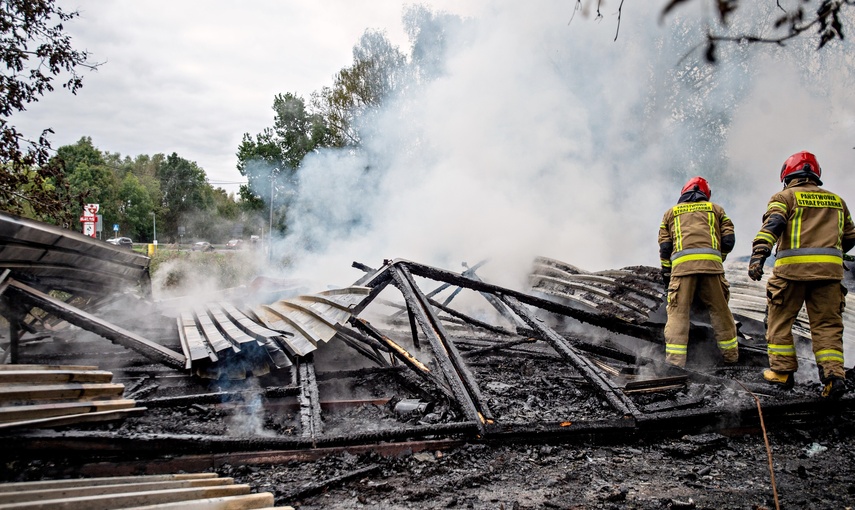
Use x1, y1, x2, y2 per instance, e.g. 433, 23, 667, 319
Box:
658, 176, 739, 367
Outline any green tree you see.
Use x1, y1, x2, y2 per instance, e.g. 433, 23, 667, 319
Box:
237, 93, 331, 235
0, 0, 97, 222
54, 137, 122, 235
157, 152, 214, 242
116, 173, 154, 241
312, 30, 409, 146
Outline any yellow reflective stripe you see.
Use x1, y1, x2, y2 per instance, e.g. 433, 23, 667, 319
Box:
674, 216, 682, 252
666, 344, 687, 354
708, 212, 718, 250
717, 337, 738, 350
816, 349, 844, 363
672, 253, 722, 267
660, 222, 666, 229
768, 201, 787, 213
775, 255, 843, 266
838, 210, 845, 250
661, 259, 672, 267
754, 232, 775, 244
767, 344, 796, 356
791, 208, 803, 249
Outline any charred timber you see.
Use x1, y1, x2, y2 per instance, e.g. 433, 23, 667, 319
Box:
499, 294, 642, 419
391, 265, 492, 430
5, 279, 185, 368
349, 318, 457, 402
6, 421, 481, 455
395, 260, 661, 340
398, 264, 494, 423
140, 387, 301, 408
283, 464, 382, 502
298, 358, 322, 439
426, 295, 516, 336
66, 439, 466, 478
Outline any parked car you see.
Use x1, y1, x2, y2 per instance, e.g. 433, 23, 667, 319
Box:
106, 237, 133, 249
226, 239, 243, 249
192, 241, 213, 252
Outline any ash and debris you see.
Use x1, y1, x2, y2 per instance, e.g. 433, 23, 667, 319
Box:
220, 420, 855, 509
5, 263, 855, 509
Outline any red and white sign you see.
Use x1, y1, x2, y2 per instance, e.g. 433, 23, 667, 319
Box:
82, 203, 99, 237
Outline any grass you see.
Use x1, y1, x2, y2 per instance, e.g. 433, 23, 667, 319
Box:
148, 248, 264, 293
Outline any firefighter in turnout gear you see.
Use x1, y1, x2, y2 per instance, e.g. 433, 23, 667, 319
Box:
749, 151, 855, 399
659, 176, 738, 367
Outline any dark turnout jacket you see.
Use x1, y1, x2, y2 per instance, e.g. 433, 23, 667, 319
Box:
659, 191, 736, 277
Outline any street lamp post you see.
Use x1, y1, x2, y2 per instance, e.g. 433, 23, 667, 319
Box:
151, 212, 157, 252
269, 170, 276, 262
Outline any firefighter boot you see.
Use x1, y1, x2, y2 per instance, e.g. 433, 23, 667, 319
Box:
821, 378, 846, 400
818, 366, 847, 399
762, 369, 794, 390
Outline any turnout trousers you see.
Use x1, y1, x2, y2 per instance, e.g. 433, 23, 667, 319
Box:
664, 273, 739, 367
765, 275, 846, 380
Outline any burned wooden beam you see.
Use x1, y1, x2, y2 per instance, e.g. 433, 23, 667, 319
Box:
140, 387, 301, 408
349, 318, 457, 402
333, 327, 390, 367
462, 337, 539, 358
398, 258, 662, 341
499, 294, 641, 419
7, 421, 481, 455
426, 294, 515, 336
298, 357, 322, 440
5, 278, 185, 369
284, 464, 381, 502
390, 265, 492, 432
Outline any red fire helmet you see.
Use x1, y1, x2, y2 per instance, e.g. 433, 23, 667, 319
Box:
681, 176, 711, 200
780, 151, 821, 183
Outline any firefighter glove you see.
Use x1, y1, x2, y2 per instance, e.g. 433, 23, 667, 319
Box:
660, 268, 671, 287
748, 246, 771, 281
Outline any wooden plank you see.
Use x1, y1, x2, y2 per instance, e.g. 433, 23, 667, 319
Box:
251, 308, 315, 357
0, 399, 136, 423
0, 478, 235, 504
218, 302, 281, 341
214, 303, 292, 369
0, 474, 219, 493
194, 307, 235, 355
175, 317, 193, 370
0, 485, 252, 510
120, 493, 276, 509
0, 407, 146, 430
208, 305, 256, 347
0, 269, 9, 296
0, 364, 98, 371
0, 383, 125, 403
179, 312, 216, 363
0, 370, 114, 385
5, 279, 185, 368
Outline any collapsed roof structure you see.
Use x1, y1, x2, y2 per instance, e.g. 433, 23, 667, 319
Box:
1, 211, 854, 461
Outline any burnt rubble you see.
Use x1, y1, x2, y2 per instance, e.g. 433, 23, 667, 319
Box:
3, 213, 855, 508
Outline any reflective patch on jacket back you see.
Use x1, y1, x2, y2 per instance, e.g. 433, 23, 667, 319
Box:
794, 192, 843, 209
672, 202, 714, 216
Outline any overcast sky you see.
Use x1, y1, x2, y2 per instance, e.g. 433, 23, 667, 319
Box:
12, 2, 855, 287
14, 1, 481, 195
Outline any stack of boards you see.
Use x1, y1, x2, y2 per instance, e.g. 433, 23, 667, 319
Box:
0, 364, 142, 431
0, 473, 290, 509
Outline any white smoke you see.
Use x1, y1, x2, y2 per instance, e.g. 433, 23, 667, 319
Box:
269, 1, 855, 293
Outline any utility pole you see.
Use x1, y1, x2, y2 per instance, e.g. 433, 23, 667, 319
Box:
151, 211, 157, 253
269, 169, 276, 262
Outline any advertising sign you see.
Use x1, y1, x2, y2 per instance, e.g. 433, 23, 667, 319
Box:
81, 204, 99, 238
